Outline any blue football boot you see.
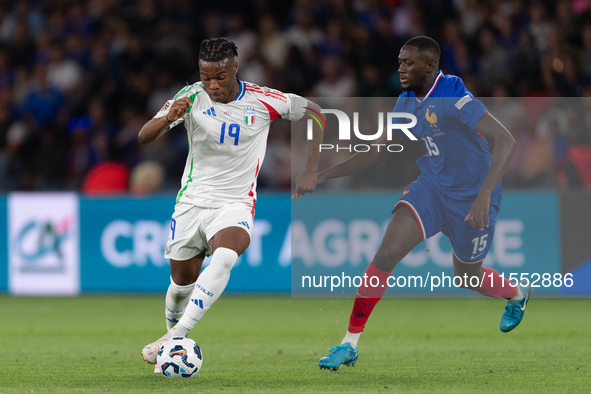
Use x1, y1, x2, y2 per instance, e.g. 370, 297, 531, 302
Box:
318, 342, 358, 371
500, 281, 533, 333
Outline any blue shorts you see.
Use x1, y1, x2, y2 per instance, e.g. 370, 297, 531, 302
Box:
394, 176, 502, 263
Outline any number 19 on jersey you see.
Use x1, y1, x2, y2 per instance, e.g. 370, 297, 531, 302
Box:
220, 123, 241, 146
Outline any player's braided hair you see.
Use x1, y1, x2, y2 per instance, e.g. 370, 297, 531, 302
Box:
199, 38, 238, 62
404, 36, 440, 60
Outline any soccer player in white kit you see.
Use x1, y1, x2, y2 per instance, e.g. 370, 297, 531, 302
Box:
138, 38, 321, 366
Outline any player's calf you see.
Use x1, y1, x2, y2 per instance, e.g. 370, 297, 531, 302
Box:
165, 278, 195, 330
453, 256, 519, 299
474, 267, 519, 299
143, 247, 239, 364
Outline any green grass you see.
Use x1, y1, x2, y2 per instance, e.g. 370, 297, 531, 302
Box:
0, 296, 589, 393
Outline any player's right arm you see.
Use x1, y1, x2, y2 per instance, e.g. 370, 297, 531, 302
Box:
316, 95, 408, 185
138, 97, 192, 144
316, 132, 403, 184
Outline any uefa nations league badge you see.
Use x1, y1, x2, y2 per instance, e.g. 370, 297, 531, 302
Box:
244, 107, 255, 126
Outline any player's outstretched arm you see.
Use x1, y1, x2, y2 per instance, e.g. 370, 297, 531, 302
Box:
292, 100, 325, 199
316, 131, 396, 184
465, 112, 516, 230
138, 97, 192, 144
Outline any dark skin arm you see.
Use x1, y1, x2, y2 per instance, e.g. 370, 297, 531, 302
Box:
465, 112, 516, 230
292, 100, 325, 199
138, 97, 192, 144
315, 132, 405, 186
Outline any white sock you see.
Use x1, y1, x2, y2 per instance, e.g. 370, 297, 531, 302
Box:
165, 277, 195, 330
174, 247, 238, 336
508, 283, 524, 303
342, 331, 361, 349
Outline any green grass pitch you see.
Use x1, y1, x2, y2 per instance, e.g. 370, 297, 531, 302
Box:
0, 295, 589, 393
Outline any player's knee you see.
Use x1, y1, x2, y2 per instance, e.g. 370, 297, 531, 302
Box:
373, 245, 404, 272
210, 247, 239, 271
168, 277, 195, 299
233, 230, 251, 256
234, 238, 250, 256
170, 273, 197, 287
210, 228, 250, 256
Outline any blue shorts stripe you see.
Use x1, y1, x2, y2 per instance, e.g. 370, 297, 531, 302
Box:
395, 175, 500, 263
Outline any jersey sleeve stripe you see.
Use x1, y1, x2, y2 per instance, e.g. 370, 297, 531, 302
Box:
176, 144, 194, 203
248, 159, 260, 199
268, 90, 286, 98
244, 82, 287, 99
173, 84, 194, 100
247, 159, 260, 218
257, 99, 281, 121
245, 86, 264, 93
267, 92, 286, 100
247, 88, 287, 102
186, 91, 201, 114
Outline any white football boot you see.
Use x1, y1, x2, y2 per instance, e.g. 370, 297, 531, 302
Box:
141, 332, 174, 364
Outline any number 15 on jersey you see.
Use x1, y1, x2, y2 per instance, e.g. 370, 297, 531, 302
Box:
220, 123, 240, 146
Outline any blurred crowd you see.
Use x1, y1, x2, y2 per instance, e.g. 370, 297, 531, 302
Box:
1, 0, 591, 194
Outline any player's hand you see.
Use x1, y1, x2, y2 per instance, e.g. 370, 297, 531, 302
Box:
292, 170, 318, 200
316, 170, 328, 185
167, 97, 192, 122
464, 190, 490, 230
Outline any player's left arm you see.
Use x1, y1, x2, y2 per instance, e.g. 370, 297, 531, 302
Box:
465, 112, 516, 230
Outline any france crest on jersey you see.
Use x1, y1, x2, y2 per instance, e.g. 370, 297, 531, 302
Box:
393, 71, 499, 200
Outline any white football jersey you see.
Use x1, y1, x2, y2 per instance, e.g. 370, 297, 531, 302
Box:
154, 79, 305, 209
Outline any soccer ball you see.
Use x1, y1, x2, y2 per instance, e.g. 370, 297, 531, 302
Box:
157, 337, 203, 378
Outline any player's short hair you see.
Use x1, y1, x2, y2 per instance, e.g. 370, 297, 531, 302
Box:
199, 38, 238, 62
404, 36, 440, 60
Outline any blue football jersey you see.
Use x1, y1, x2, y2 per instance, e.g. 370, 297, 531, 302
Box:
393, 71, 500, 200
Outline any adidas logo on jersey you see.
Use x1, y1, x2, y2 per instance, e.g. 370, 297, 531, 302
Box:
238, 221, 250, 229
191, 299, 204, 309
203, 107, 217, 116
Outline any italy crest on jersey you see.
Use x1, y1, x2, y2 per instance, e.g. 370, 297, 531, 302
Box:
244, 107, 255, 126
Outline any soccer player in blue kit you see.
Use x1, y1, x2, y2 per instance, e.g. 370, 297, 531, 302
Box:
294, 36, 533, 370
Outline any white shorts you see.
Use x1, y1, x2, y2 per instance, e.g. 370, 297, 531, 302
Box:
164, 202, 254, 261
